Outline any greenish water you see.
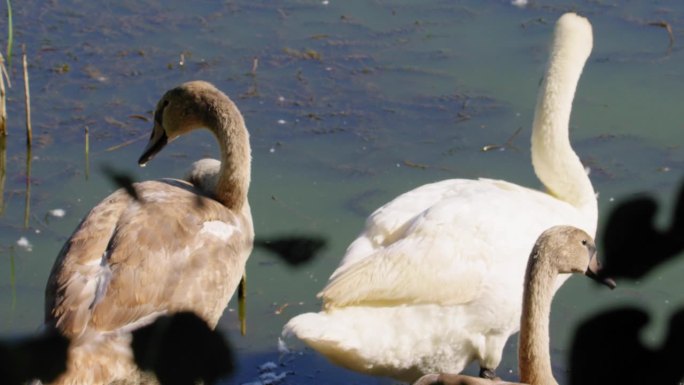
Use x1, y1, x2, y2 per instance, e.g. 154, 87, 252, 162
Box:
0, 1, 682, 384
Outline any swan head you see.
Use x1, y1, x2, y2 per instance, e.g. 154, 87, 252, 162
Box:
139, 81, 223, 166
532, 226, 616, 289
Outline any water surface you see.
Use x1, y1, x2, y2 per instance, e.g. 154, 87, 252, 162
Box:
0, 1, 682, 384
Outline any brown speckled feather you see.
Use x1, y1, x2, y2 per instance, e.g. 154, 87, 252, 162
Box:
46, 179, 253, 337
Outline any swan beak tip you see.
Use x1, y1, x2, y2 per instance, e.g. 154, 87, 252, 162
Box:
586, 254, 617, 290
138, 126, 169, 166
592, 273, 617, 290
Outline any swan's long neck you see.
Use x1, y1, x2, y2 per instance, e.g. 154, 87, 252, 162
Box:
518, 254, 558, 385
531, 14, 597, 227
205, 95, 251, 210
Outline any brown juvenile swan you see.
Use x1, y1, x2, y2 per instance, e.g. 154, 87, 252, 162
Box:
412, 225, 616, 385
42, 81, 253, 384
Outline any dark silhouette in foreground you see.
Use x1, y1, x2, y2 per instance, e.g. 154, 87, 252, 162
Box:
130, 312, 234, 385
100, 164, 141, 201
569, 180, 684, 385
570, 307, 684, 385
601, 183, 684, 280
255, 235, 326, 266
0, 328, 68, 385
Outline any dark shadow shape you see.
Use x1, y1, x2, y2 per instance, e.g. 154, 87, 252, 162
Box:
0, 328, 69, 385
101, 163, 140, 201
100, 163, 213, 210
130, 312, 235, 385
570, 179, 684, 385
601, 181, 684, 279
570, 307, 684, 385
255, 235, 326, 266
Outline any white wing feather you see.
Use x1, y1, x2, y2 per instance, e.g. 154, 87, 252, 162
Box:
320, 179, 588, 308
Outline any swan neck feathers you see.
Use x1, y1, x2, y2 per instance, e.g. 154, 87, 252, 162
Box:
519, 241, 559, 385
530, 13, 596, 223
189, 83, 251, 210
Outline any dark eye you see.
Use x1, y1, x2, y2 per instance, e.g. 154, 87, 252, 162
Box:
581, 239, 587, 246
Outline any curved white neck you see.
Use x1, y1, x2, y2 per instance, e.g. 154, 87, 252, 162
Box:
531, 14, 597, 228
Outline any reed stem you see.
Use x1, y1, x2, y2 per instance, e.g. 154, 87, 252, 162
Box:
10, 246, 16, 316
85, 126, 90, 180
22, 45, 31, 147
0, 53, 6, 136
238, 273, 247, 336
0, 135, 6, 215
23, 144, 31, 228
5, 0, 13, 68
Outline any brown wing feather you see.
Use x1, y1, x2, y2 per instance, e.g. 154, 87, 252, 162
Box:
45, 179, 254, 337
45, 189, 132, 336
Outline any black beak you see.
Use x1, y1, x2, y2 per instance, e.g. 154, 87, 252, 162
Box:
586, 249, 617, 289
138, 123, 168, 166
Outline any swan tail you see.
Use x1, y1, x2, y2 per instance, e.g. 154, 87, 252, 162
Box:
283, 311, 391, 374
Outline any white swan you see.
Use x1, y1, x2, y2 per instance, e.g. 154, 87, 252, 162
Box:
412, 226, 616, 385
283, 13, 596, 382
42, 81, 253, 385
